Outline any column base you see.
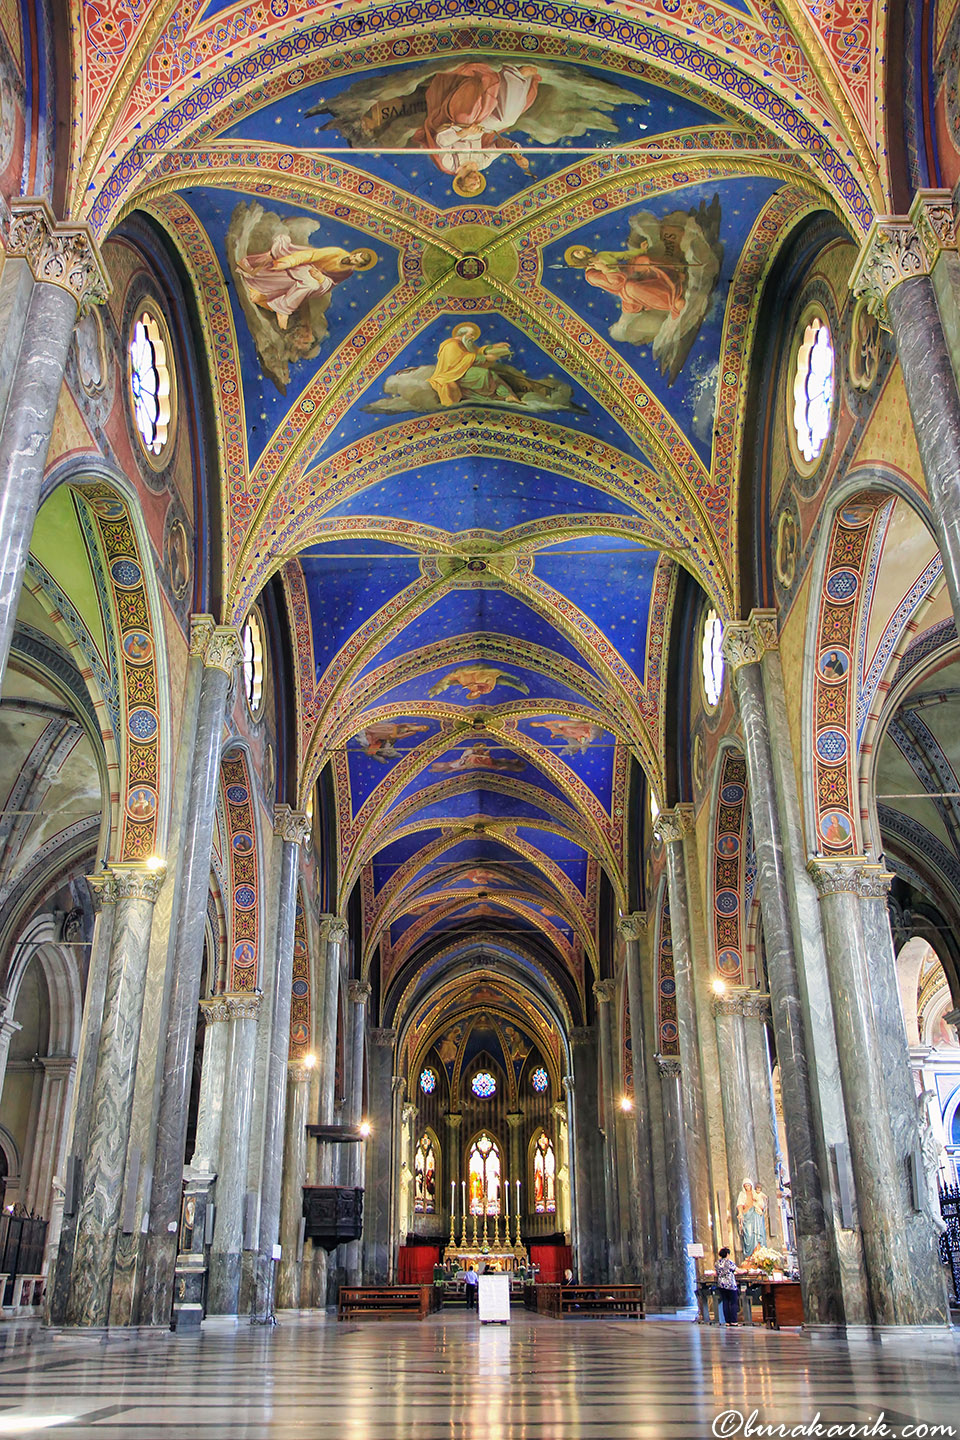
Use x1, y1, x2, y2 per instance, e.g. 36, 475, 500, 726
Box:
44, 1324, 174, 1341
803, 1322, 955, 1340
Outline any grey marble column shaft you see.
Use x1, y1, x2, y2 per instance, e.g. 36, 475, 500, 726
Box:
316, 918, 346, 1184
207, 994, 261, 1315
742, 998, 782, 1246
810, 863, 947, 1326
139, 626, 240, 1327
562, 1076, 580, 1268
0, 264, 96, 690
618, 915, 658, 1298
569, 1027, 605, 1280
49, 873, 117, 1324
253, 809, 309, 1320
656, 1056, 695, 1307
190, 1002, 230, 1172
713, 993, 760, 1257
724, 628, 839, 1324
657, 813, 712, 1250
65, 863, 166, 1327
593, 979, 624, 1281
886, 275, 960, 627
277, 1063, 312, 1309
362, 1028, 396, 1283
343, 980, 369, 1284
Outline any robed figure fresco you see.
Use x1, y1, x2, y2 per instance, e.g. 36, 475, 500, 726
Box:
227, 201, 377, 392
563, 196, 723, 382
364, 323, 586, 416
308, 57, 645, 197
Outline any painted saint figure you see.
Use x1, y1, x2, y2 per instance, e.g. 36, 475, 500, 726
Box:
430, 743, 525, 774
565, 234, 687, 320
429, 324, 522, 406
428, 664, 529, 699
412, 61, 540, 196
236, 237, 377, 330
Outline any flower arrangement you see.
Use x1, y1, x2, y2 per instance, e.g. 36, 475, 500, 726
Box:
748, 1246, 786, 1276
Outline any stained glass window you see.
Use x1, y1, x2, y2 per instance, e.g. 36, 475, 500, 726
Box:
468, 1132, 501, 1215
471, 1070, 496, 1099
793, 317, 834, 464
242, 609, 265, 717
129, 310, 172, 458
533, 1131, 556, 1215
531, 1066, 548, 1094
419, 1067, 436, 1094
701, 609, 724, 709
414, 1133, 437, 1213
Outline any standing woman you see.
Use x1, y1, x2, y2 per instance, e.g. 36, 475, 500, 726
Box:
716, 1248, 740, 1326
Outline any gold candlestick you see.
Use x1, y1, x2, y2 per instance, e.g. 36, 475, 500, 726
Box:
460, 1206, 468, 1249
493, 1207, 501, 1248
514, 1205, 521, 1248
449, 1204, 456, 1249
472, 1209, 479, 1247
482, 1207, 488, 1247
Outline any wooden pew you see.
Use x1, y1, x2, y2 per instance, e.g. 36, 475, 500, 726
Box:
337, 1284, 435, 1321
557, 1284, 644, 1319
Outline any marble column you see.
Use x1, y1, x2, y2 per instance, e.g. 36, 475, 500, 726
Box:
387, 1075, 404, 1281
48, 872, 117, 1324
316, 917, 347, 1182
656, 1055, 695, 1307
569, 1027, 605, 1279
724, 617, 841, 1325
362, 1027, 396, 1283
0, 201, 109, 695
0, 1002, 20, 1098
343, 979, 369, 1284
809, 861, 948, 1326
655, 810, 712, 1251
277, 1061, 313, 1309
207, 993, 261, 1316
190, 1000, 231, 1174
139, 622, 242, 1328
65, 862, 167, 1328
593, 979, 624, 1280
742, 994, 783, 1246
394, 1100, 417, 1259
446, 1112, 463, 1237
24, 1055, 75, 1222
713, 991, 760, 1258
562, 1076, 580, 1268
551, 1101, 572, 1240
252, 807, 310, 1321
852, 194, 960, 629
618, 913, 658, 1298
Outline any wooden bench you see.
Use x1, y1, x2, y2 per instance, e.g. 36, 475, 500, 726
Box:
337, 1284, 435, 1321
558, 1284, 644, 1319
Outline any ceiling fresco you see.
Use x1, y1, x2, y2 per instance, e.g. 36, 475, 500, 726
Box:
68, 0, 895, 1024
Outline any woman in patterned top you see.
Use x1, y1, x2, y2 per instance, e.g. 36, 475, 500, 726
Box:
715, 1247, 740, 1326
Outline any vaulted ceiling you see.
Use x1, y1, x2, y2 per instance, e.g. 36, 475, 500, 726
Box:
68, 0, 894, 1022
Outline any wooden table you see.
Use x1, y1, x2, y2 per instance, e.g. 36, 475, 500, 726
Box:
759, 1280, 803, 1328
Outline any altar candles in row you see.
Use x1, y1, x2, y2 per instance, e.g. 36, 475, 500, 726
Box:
446, 1179, 522, 1218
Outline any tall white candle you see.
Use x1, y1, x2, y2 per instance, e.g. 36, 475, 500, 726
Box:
462, 1180, 466, 1216
451, 1180, 456, 1216
504, 1182, 509, 1219
516, 1179, 521, 1214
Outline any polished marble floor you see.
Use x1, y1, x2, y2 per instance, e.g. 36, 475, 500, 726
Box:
0, 1311, 957, 1439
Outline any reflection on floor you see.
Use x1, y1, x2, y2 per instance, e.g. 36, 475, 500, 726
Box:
0, 1311, 957, 1438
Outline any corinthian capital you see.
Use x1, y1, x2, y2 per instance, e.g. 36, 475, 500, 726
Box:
8, 198, 110, 308
593, 978, 618, 1004
370, 1026, 397, 1048
655, 806, 692, 845
851, 192, 957, 323
274, 806, 310, 846
86, 871, 119, 911
807, 860, 890, 899
656, 1055, 682, 1078
318, 914, 348, 946
617, 912, 647, 943
348, 979, 372, 1005
721, 621, 761, 673
748, 609, 779, 657
110, 861, 166, 903
189, 615, 216, 659
202, 625, 243, 676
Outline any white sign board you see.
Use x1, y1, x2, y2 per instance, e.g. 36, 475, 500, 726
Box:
478, 1273, 510, 1324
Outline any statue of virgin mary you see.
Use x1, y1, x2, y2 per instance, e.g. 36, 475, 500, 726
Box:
736, 1179, 768, 1259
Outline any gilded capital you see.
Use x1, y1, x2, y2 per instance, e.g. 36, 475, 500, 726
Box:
742, 993, 772, 1022
86, 871, 119, 911
445, 1112, 463, 1129
655, 806, 692, 845
851, 193, 956, 324
712, 991, 747, 1017
721, 621, 762, 673
506, 1111, 524, 1129
274, 806, 310, 846
593, 978, 618, 1004
617, 912, 647, 943
370, 1026, 397, 1048
748, 609, 779, 657
8, 198, 110, 309
202, 625, 243, 676
110, 861, 166, 904
656, 1054, 682, 1078
189, 614, 216, 659
807, 860, 891, 900
348, 979, 372, 1005
319, 914, 348, 946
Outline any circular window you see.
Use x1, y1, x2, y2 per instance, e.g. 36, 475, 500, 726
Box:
242, 608, 265, 719
701, 608, 725, 710
419, 1068, 436, 1095
128, 306, 175, 465
471, 1071, 496, 1099
531, 1066, 548, 1094
791, 314, 834, 467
